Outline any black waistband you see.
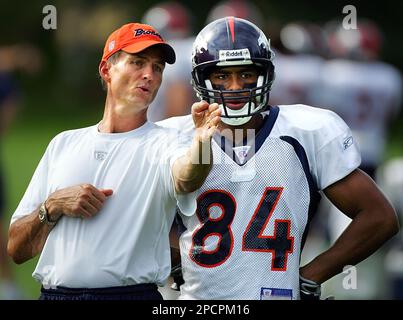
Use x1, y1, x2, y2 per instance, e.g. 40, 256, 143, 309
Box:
41, 283, 158, 296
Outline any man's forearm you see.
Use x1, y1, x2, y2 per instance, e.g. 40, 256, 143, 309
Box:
172, 100, 220, 194
173, 136, 212, 194
8, 208, 53, 264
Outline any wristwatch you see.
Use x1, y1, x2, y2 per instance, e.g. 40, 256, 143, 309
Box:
38, 201, 57, 226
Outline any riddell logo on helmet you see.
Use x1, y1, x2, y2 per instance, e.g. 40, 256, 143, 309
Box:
219, 49, 251, 62
226, 51, 243, 57
134, 29, 163, 40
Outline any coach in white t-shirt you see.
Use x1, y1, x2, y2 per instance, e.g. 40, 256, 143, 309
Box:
7, 22, 221, 300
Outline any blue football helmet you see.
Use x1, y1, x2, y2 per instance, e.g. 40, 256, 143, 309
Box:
191, 16, 275, 126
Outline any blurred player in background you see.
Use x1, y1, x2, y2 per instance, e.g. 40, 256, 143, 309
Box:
269, 22, 327, 107
0, 48, 21, 300
321, 19, 401, 180
158, 17, 399, 300
377, 158, 403, 299
0, 44, 41, 299
315, 19, 402, 299
142, 1, 196, 121
206, 0, 264, 28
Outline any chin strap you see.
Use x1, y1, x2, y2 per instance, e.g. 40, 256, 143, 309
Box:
219, 109, 252, 126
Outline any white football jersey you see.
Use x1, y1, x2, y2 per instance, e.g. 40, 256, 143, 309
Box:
11, 122, 196, 288
158, 105, 361, 299
317, 59, 402, 167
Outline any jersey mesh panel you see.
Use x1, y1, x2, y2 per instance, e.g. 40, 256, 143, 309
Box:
179, 137, 312, 299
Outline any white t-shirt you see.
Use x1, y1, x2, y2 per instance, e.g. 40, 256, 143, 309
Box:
158, 105, 361, 299
11, 122, 196, 288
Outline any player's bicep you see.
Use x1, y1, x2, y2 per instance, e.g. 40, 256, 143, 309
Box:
323, 168, 386, 219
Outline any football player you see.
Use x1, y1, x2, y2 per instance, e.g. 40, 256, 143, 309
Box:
158, 17, 398, 300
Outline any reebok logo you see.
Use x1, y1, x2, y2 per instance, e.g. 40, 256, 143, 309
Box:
134, 29, 163, 40
94, 151, 107, 161
343, 136, 354, 150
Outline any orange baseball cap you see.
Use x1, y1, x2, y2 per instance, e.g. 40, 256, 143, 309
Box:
101, 23, 176, 64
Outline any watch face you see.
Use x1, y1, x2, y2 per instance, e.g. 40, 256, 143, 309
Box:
38, 203, 57, 226
39, 205, 46, 223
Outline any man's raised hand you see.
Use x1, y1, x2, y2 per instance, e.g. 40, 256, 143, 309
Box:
192, 101, 221, 143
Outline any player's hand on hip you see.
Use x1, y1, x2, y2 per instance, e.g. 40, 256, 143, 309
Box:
46, 184, 113, 220
299, 275, 321, 300
192, 101, 221, 143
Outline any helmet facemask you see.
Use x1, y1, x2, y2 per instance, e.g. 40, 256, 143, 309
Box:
192, 62, 274, 126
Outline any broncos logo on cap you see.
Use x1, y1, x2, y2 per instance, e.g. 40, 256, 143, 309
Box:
134, 29, 163, 40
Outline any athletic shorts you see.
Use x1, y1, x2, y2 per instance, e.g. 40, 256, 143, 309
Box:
39, 283, 163, 300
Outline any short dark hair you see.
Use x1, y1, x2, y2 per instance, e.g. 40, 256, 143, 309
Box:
99, 51, 122, 90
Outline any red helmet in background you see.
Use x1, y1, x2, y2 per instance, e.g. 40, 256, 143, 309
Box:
142, 2, 192, 39
206, 0, 264, 29
325, 18, 382, 60
279, 22, 328, 56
